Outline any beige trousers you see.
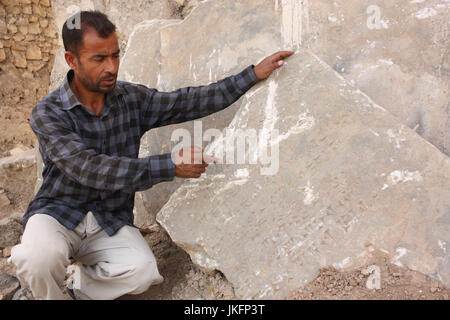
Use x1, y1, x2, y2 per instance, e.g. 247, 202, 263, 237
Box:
9, 212, 163, 300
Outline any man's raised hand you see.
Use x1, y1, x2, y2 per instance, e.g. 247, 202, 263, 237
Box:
172, 146, 219, 178
253, 50, 295, 80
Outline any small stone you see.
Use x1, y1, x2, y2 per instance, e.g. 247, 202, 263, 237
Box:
1, 0, 17, 5
0, 272, 20, 300
430, 287, 437, 293
39, 19, 47, 28
2, 246, 12, 257
43, 25, 55, 38
39, 0, 50, 7
22, 5, 32, 15
6, 6, 21, 15
28, 15, 38, 23
29, 61, 45, 72
6, 16, 15, 24
26, 45, 41, 60
18, 25, 28, 35
32, 4, 46, 17
0, 192, 10, 207
0, 218, 22, 248
28, 22, 40, 34
7, 23, 17, 34
12, 32, 24, 41
12, 43, 26, 51
12, 288, 34, 300
12, 50, 27, 68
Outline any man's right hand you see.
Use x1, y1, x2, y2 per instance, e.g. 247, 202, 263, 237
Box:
172, 146, 219, 178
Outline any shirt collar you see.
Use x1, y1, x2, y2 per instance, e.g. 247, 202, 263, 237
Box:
59, 69, 126, 111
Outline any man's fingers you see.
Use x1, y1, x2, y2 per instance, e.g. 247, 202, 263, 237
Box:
272, 51, 294, 64
269, 51, 294, 69
277, 50, 295, 59
203, 153, 221, 164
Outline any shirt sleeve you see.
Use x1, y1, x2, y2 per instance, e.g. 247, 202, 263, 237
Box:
139, 65, 261, 132
30, 105, 175, 193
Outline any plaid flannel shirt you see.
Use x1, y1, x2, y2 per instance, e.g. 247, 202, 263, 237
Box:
24, 65, 260, 236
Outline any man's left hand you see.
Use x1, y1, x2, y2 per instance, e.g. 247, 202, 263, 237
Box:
253, 50, 295, 80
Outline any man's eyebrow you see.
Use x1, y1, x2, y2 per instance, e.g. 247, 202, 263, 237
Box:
92, 50, 121, 58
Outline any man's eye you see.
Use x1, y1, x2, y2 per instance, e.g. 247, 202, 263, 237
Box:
113, 55, 120, 59
95, 57, 104, 62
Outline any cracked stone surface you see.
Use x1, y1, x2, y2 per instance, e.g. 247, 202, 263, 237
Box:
156, 50, 449, 299
302, 0, 450, 156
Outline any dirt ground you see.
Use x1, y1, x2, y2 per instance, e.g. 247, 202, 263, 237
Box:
1, 223, 448, 300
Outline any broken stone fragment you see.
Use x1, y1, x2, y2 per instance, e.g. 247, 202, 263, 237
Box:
0, 218, 22, 249
0, 272, 20, 300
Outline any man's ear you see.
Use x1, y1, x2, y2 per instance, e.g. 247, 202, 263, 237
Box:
64, 51, 78, 70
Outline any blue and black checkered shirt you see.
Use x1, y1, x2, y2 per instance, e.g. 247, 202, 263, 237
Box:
23, 65, 260, 236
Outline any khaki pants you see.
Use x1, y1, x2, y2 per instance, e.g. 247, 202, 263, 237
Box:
9, 212, 163, 300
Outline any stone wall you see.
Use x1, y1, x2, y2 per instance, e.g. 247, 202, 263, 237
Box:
0, 0, 59, 156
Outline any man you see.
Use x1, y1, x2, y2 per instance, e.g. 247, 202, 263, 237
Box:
9, 11, 294, 300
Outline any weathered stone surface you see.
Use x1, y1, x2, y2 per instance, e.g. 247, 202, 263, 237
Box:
11, 49, 26, 68
26, 45, 41, 60
158, 50, 450, 299
12, 287, 34, 300
118, 20, 179, 88
0, 272, 20, 300
0, 218, 22, 248
27, 22, 40, 34
131, 0, 450, 299
297, 0, 450, 155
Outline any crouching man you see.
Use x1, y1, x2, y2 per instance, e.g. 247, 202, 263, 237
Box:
9, 11, 293, 300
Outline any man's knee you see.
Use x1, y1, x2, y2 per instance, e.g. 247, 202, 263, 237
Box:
11, 242, 70, 280
129, 256, 164, 294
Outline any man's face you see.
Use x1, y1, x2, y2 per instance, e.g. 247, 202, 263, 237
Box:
70, 29, 120, 93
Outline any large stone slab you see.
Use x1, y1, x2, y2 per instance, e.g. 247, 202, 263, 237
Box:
119, 0, 449, 231
157, 50, 450, 299
142, 1, 450, 298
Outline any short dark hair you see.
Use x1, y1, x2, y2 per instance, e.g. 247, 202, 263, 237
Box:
62, 10, 116, 57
